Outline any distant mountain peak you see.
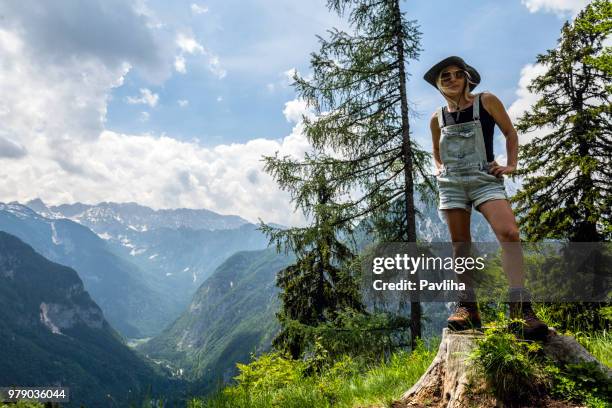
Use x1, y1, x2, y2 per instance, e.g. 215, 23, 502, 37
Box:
1, 202, 45, 220
21, 199, 250, 232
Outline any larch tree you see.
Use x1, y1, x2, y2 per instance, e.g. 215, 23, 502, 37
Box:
262, 0, 432, 348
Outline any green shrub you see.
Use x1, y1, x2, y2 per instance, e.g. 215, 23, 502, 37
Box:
0, 402, 44, 408
233, 351, 305, 393
545, 362, 612, 405
193, 338, 438, 408
470, 327, 548, 404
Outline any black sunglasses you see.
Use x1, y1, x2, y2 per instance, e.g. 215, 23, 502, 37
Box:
440, 70, 466, 83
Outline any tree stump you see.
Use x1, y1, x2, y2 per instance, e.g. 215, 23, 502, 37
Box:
392, 328, 611, 408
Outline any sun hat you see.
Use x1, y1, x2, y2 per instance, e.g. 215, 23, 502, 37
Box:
423, 56, 481, 91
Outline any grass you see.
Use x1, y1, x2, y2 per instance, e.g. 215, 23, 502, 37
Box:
469, 326, 549, 405
188, 340, 438, 408
473, 303, 612, 408
576, 330, 612, 368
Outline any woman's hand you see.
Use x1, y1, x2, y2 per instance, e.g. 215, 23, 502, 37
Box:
488, 161, 516, 177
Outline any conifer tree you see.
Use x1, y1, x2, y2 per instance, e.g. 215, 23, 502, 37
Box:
512, 0, 611, 333
513, 0, 611, 242
260, 168, 364, 358
263, 0, 431, 348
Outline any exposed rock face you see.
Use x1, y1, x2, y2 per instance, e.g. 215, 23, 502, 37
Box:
0, 202, 177, 338
40, 302, 104, 334
393, 328, 610, 408
0, 231, 171, 407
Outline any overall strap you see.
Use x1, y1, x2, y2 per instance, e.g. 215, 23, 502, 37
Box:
473, 93, 481, 121
436, 107, 445, 128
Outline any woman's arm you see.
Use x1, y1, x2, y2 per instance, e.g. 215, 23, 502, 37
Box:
430, 112, 443, 175
481, 92, 518, 176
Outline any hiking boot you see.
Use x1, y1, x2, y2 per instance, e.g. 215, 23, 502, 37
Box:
508, 288, 549, 340
447, 301, 482, 331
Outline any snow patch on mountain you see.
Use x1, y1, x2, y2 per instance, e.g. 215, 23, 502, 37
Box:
50, 222, 61, 245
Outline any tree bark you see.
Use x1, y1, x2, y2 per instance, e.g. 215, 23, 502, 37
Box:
392, 328, 611, 408
391, 0, 421, 349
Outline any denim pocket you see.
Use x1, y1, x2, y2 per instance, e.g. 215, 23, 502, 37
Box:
442, 129, 476, 159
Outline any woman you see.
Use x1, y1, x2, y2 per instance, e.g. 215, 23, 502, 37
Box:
424, 56, 548, 339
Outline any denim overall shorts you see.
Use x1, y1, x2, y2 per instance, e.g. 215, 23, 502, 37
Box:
436, 93, 507, 214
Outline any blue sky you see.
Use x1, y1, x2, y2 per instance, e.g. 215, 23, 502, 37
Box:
105, 0, 567, 148
0, 0, 592, 224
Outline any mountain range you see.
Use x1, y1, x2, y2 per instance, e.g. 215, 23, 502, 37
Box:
0, 197, 499, 402
139, 248, 294, 389
0, 202, 176, 338
24, 200, 272, 328
0, 231, 178, 407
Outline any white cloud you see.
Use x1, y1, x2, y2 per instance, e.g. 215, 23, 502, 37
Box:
0, 18, 311, 226
266, 68, 300, 93
283, 98, 313, 124
176, 33, 205, 55
175, 32, 225, 79
177, 99, 189, 107
127, 88, 159, 107
284, 68, 297, 85
0, 1, 172, 83
191, 4, 209, 14
174, 55, 186, 74
0, 127, 311, 226
207, 54, 227, 79
508, 63, 553, 145
0, 28, 131, 146
521, 0, 591, 15
0, 2, 327, 227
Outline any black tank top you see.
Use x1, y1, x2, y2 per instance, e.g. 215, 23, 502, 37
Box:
442, 97, 496, 162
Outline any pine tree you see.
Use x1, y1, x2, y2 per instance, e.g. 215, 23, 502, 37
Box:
263, 0, 431, 348
512, 0, 611, 333
513, 0, 611, 242
260, 168, 365, 358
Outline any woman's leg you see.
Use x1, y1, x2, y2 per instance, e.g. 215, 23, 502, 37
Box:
476, 199, 523, 287
444, 208, 473, 285
477, 199, 548, 338
443, 209, 481, 329
444, 208, 472, 243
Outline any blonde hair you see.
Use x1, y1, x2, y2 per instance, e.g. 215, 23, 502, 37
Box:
436, 67, 477, 110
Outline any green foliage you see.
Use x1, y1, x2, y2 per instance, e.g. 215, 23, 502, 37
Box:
260, 173, 366, 358
512, 0, 612, 242
470, 327, 549, 404
518, 243, 612, 335
545, 362, 612, 406
138, 248, 293, 390
473, 308, 612, 407
268, 308, 414, 368
190, 339, 437, 408
306, 309, 412, 361
0, 232, 176, 407
261, 0, 431, 351
233, 352, 306, 394
0, 402, 44, 408
576, 331, 612, 368
536, 302, 611, 334
535, 302, 611, 368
